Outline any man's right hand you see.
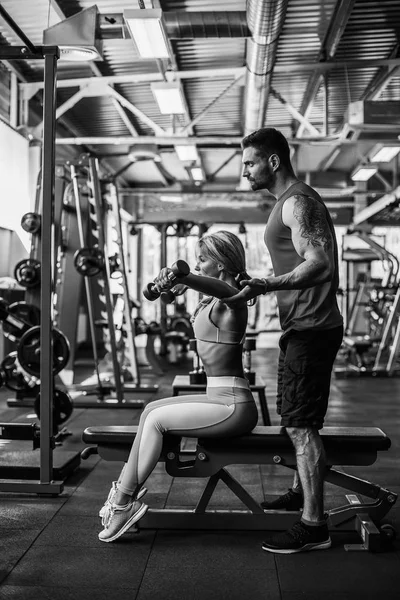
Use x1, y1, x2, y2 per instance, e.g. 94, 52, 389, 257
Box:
221, 278, 267, 306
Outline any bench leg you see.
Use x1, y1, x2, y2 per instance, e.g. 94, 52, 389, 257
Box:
257, 389, 271, 426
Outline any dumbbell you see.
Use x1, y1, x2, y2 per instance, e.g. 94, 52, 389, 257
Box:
189, 339, 206, 384
160, 290, 176, 304
143, 260, 190, 301
160, 284, 189, 305
243, 337, 256, 384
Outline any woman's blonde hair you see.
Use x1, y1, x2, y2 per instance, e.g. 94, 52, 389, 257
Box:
197, 230, 252, 284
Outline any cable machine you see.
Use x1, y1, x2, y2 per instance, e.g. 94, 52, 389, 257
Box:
63, 158, 156, 407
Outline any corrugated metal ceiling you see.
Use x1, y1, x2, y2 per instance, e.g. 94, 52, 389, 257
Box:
0, 0, 399, 196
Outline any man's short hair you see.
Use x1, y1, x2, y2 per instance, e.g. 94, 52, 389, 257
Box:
242, 128, 292, 169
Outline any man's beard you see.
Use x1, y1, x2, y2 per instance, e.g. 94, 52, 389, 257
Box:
251, 170, 275, 191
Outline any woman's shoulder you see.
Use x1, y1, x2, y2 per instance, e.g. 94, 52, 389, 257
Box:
213, 298, 248, 321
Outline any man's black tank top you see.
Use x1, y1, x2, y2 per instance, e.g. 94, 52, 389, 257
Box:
264, 181, 343, 332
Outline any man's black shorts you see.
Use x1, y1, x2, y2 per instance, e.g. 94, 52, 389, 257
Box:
276, 325, 343, 429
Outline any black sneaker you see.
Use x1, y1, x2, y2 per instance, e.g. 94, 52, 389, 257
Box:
260, 488, 303, 512
261, 520, 331, 554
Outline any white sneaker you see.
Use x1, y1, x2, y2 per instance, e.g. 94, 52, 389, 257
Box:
99, 484, 147, 519
98, 501, 149, 543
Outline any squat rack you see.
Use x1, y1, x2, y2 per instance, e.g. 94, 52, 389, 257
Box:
0, 6, 72, 494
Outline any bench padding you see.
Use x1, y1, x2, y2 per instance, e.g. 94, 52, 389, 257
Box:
82, 425, 391, 452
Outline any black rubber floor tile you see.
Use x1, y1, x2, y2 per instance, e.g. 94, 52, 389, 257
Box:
211, 485, 264, 508
56, 491, 106, 516
5, 544, 150, 588
281, 591, 400, 600
147, 530, 274, 570
0, 498, 65, 529
276, 547, 400, 594
143, 471, 173, 492
0, 585, 138, 600
166, 478, 209, 506
0, 530, 41, 585
77, 468, 123, 491
32, 515, 156, 548
136, 566, 280, 600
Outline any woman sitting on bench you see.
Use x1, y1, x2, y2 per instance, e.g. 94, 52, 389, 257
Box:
98, 230, 259, 542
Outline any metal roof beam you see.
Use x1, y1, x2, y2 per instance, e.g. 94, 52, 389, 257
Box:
56, 136, 245, 146
21, 56, 400, 100
352, 186, 400, 226
296, 0, 356, 138
207, 151, 240, 182
55, 135, 400, 147
20, 67, 246, 98
33, 80, 164, 137
361, 45, 400, 101
111, 98, 139, 137
180, 73, 244, 134
270, 88, 321, 136
107, 86, 165, 136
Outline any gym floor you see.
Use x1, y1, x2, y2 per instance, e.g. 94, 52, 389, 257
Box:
1, 344, 400, 600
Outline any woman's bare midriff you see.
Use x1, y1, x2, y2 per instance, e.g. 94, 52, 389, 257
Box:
197, 340, 245, 377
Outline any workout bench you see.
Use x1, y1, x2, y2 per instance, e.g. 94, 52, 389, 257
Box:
82, 425, 397, 551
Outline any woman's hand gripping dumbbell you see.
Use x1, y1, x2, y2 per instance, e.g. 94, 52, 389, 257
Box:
160, 283, 188, 305
142, 260, 190, 301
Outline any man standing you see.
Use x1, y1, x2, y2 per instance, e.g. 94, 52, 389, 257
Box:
223, 128, 343, 554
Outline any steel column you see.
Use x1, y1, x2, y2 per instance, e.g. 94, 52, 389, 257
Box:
39, 49, 57, 485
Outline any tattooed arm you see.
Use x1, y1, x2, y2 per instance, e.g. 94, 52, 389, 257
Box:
264, 194, 334, 292
221, 194, 335, 306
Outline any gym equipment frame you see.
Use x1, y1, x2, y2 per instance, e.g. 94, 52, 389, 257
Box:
0, 10, 80, 493
82, 425, 397, 552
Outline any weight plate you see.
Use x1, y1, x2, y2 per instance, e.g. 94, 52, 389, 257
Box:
74, 247, 104, 277
14, 259, 41, 288
2, 302, 40, 342
21, 212, 41, 234
1, 352, 33, 392
34, 388, 74, 425
17, 326, 70, 377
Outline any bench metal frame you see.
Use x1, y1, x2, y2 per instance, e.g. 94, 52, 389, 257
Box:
82, 426, 397, 550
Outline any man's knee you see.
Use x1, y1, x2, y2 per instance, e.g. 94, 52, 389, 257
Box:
286, 426, 320, 452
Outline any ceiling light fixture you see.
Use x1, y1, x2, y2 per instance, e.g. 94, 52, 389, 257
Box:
175, 145, 199, 162
350, 165, 378, 182
128, 144, 161, 162
369, 145, 400, 163
124, 9, 170, 59
43, 6, 102, 62
189, 167, 204, 182
58, 46, 100, 62
159, 195, 183, 203
151, 81, 186, 115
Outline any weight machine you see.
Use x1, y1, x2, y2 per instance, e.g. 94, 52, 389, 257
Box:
336, 206, 400, 377
0, 11, 81, 493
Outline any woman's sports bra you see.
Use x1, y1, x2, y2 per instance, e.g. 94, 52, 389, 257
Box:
192, 298, 245, 345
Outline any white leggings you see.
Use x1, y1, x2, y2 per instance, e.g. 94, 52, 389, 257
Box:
117, 376, 258, 497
